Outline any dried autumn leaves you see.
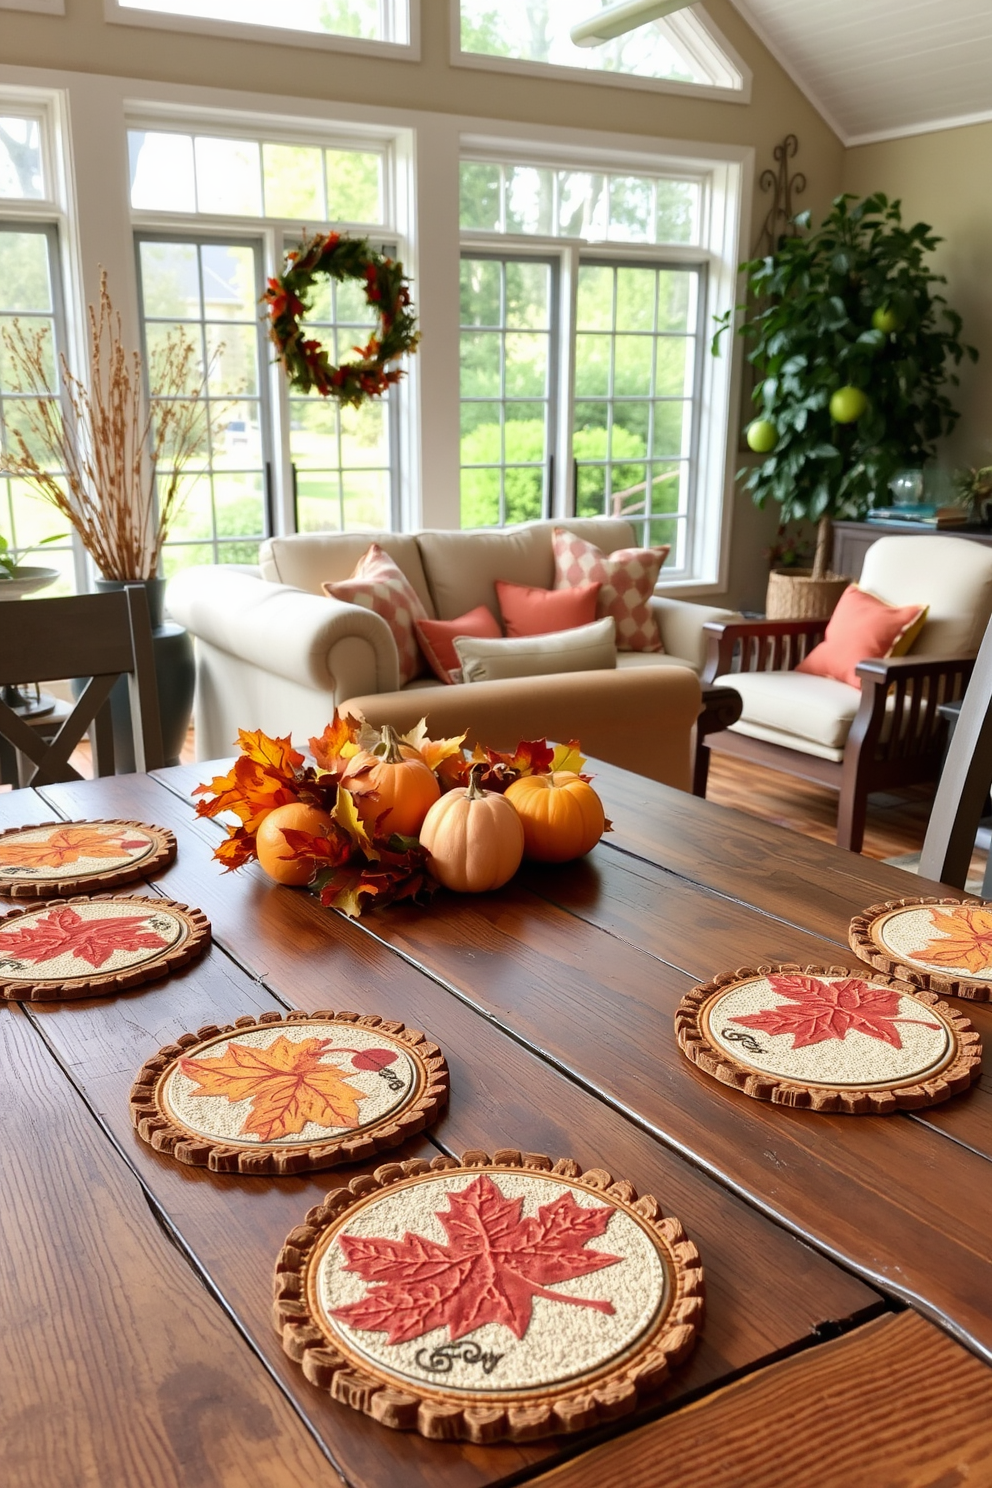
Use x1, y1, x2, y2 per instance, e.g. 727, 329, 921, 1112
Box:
193, 719, 586, 917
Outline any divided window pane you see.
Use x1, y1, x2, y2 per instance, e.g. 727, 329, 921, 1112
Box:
0, 225, 75, 594
116, 0, 406, 43
129, 130, 384, 224
0, 117, 45, 201
573, 262, 700, 565
460, 161, 699, 246
460, 256, 555, 529
137, 236, 269, 574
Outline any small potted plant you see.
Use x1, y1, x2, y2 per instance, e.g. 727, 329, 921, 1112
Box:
0, 274, 222, 763
954, 465, 992, 527
716, 194, 977, 618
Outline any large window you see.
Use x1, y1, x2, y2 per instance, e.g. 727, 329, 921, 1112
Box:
110, 0, 411, 46
129, 124, 401, 573
457, 1, 745, 95
459, 153, 710, 573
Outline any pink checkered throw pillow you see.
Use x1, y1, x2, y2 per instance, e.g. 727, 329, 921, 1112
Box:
552, 528, 669, 652
323, 543, 428, 686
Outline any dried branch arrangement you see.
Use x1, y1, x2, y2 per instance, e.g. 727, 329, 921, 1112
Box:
0, 273, 219, 580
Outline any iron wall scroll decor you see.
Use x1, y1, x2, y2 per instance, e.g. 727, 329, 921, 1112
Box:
753, 134, 807, 258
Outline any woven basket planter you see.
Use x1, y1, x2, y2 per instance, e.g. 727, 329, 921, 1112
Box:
765, 568, 850, 620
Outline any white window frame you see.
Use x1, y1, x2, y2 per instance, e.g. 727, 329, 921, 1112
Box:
104, 0, 419, 59
450, 0, 750, 105
0, 84, 89, 591
126, 105, 411, 545
458, 133, 749, 592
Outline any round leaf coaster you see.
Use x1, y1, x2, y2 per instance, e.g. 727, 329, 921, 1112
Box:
850, 897, 992, 1002
0, 894, 210, 1001
273, 1149, 704, 1444
130, 1011, 450, 1175
675, 963, 981, 1113
0, 820, 176, 898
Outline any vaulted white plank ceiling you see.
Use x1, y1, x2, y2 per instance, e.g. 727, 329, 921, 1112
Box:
728, 0, 992, 143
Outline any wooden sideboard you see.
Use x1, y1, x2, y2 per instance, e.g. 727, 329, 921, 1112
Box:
832, 519, 992, 580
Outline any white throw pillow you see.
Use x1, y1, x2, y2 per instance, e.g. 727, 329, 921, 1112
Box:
453, 617, 617, 684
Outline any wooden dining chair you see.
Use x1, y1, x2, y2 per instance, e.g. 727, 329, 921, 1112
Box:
0, 585, 164, 788
919, 612, 992, 892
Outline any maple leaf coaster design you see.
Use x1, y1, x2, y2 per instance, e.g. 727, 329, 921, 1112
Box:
675, 964, 982, 1114
274, 1152, 704, 1442
0, 820, 175, 898
729, 974, 942, 1051
850, 897, 992, 1002
331, 1173, 621, 1344
131, 1012, 450, 1174
0, 894, 210, 1002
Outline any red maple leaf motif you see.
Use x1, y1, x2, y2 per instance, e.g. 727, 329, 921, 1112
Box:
0, 906, 168, 970
729, 974, 942, 1051
330, 1173, 622, 1345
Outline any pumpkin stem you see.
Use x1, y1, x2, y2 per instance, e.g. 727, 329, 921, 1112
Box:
466, 763, 488, 801
378, 724, 405, 764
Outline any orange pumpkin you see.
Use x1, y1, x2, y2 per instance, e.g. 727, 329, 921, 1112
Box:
359, 724, 440, 838
256, 802, 336, 886
419, 767, 524, 892
504, 771, 605, 863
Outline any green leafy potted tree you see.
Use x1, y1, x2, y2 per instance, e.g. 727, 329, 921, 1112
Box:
717, 193, 977, 618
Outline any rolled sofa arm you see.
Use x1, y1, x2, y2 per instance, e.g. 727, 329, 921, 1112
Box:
167, 565, 400, 695
341, 665, 702, 792
650, 597, 740, 674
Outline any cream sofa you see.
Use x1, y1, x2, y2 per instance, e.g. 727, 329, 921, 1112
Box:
168, 517, 741, 791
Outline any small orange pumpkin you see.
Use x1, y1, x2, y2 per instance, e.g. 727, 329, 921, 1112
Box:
419, 766, 524, 892
504, 771, 605, 863
256, 802, 336, 886
360, 723, 440, 837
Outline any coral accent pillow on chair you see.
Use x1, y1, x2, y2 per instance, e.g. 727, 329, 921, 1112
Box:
796, 585, 929, 689
552, 528, 669, 652
495, 579, 600, 638
415, 605, 502, 684
324, 543, 428, 686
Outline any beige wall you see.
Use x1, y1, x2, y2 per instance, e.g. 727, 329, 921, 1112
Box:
844, 123, 992, 474
2, 0, 847, 609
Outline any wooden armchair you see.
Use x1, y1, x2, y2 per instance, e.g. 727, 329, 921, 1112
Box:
697, 535, 992, 853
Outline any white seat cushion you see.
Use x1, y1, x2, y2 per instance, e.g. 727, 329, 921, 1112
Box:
715, 669, 862, 761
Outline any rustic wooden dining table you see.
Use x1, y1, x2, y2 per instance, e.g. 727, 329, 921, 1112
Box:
3, 757, 992, 1488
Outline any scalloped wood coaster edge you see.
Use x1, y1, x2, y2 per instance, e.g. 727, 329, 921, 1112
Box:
675, 963, 982, 1114
272, 1149, 704, 1444
850, 897, 992, 1003
0, 893, 211, 1002
129, 1010, 450, 1175
0, 820, 177, 898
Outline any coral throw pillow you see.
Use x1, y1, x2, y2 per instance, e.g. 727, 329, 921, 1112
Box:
415, 605, 502, 684
495, 579, 600, 638
552, 528, 669, 652
796, 585, 929, 689
324, 543, 428, 686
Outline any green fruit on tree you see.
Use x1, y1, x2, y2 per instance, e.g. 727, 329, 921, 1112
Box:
746, 418, 778, 453
829, 386, 869, 424
872, 305, 901, 334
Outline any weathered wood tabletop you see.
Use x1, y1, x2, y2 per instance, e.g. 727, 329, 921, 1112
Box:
2, 760, 991, 1488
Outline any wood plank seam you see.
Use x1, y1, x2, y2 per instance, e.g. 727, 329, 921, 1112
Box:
18, 988, 354, 1488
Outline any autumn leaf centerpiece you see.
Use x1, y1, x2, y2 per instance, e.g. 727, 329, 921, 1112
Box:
193, 718, 607, 917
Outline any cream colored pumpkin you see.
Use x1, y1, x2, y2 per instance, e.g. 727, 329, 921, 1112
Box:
420, 769, 524, 893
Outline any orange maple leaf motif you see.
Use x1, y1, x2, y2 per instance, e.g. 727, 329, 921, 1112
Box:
729, 974, 942, 1052
910, 906, 992, 975
331, 1173, 622, 1345
178, 1035, 368, 1142
0, 826, 148, 869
